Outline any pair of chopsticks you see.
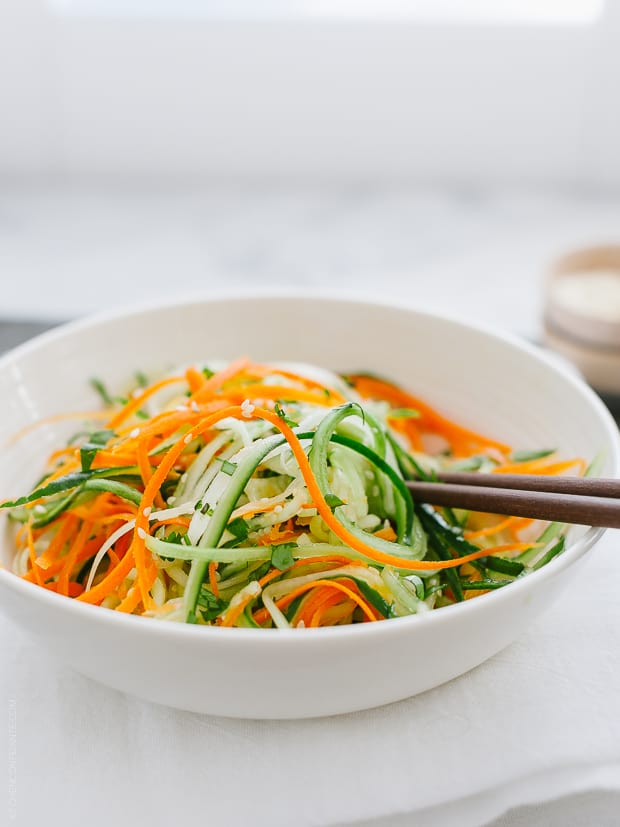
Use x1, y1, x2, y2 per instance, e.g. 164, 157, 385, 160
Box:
405, 472, 620, 528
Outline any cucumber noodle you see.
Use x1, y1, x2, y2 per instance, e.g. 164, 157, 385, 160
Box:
3, 360, 583, 628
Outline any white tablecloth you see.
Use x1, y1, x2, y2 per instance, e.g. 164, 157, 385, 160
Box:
2, 186, 620, 824
2, 530, 619, 827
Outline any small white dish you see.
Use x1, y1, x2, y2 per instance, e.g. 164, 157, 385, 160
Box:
0, 292, 618, 718
544, 245, 620, 395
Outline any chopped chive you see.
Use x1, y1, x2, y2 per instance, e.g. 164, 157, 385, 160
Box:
90, 377, 115, 406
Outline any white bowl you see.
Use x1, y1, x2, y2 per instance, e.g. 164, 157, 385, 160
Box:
0, 292, 618, 719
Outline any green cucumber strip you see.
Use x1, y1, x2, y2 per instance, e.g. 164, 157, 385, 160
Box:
308, 404, 427, 562
183, 433, 287, 619
350, 577, 395, 618
480, 556, 524, 577
510, 448, 556, 463
515, 455, 602, 564
322, 431, 414, 543
237, 606, 260, 628
416, 506, 464, 602
1, 466, 139, 509
460, 580, 512, 590
146, 535, 271, 565
31, 490, 81, 528
19, 474, 143, 529
82, 478, 143, 506
532, 537, 565, 570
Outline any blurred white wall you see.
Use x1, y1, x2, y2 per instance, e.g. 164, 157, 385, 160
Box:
1, 0, 620, 186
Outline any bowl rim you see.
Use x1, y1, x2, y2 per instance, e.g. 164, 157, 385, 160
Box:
1, 288, 618, 645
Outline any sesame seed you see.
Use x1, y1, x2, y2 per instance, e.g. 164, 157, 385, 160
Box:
137, 527, 147, 540
167, 496, 176, 505
183, 433, 193, 444
274, 504, 283, 513
34, 504, 46, 514
142, 507, 152, 518
190, 401, 199, 412
130, 428, 140, 438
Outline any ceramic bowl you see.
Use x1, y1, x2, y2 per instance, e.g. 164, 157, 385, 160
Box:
0, 292, 618, 718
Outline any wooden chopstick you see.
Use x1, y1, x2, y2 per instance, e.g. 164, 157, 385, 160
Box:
405, 474, 620, 528
432, 472, 620, 498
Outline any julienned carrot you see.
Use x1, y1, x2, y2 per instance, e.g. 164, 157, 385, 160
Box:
226, 385, 343, 408
26, 524, 44, 587
79, 405, 251, 608
7, 358, 578, 627
269, 578, 377, 624
248, 407, 531, 572
208, 561, 220, 598
464, 515, 520, 540
314, 600, 358, 626
107, 375, 187, 429
349, 374, 511, 456
116, 586, 142, 614
190, 358, 250, 403
246, 363, 343, 397
57, 520, 92, 596
297, 588, 344, 627
185, 366, 207, 394
257, 555, 360, 589
493, 457, 586, 476
35, 514, 79, 571
6, 409, 109, 447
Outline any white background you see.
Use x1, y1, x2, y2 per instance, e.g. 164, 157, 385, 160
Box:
1, 0, 620, 185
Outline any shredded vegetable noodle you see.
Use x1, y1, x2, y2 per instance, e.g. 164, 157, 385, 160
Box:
1, 360, 588, 627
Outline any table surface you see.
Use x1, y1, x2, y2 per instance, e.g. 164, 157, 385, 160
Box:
1, 184, 619, 341
1, 184, 620, 827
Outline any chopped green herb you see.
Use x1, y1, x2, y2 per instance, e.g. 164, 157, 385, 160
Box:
196, 586, 229, 621
325, 493, 345, 511
274, 402, 299, 428
271, 542, 296, 571
90, 377, 115, 406
216, 458, 237, 476
202, 366, 215, 379
79, 430, 116, 472
227, 517, 249, 541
